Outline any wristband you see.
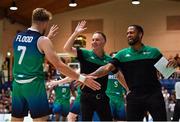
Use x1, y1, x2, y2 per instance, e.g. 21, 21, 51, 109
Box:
78, 74, 86, 83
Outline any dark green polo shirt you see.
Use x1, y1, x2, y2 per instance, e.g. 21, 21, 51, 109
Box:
110, 45, 162, 93
77, 48, 112, 94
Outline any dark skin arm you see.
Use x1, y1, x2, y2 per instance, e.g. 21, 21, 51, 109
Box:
89, 63, 130, 92
89, 63, 116, 78
116, 71, 129, 92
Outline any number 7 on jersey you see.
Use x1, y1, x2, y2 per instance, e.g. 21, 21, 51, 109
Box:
17, 46, 26, 65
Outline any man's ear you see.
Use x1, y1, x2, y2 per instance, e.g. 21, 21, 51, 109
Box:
139, 33, 143, 39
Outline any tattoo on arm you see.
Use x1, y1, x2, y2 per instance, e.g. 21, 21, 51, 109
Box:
90, 64, 114, 78
93, 66, 108, 77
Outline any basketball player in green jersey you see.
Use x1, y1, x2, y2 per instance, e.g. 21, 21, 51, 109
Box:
52, 81, 71, 121
12, 8, 100, 121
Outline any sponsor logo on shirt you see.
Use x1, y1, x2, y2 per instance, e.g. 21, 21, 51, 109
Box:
142, 51, 151, 55
108, 74, 117, 79
90, 56, 95, 59
125, 54, 131, 57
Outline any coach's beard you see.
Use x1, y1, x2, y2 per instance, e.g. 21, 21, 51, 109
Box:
128, 37, 139, 46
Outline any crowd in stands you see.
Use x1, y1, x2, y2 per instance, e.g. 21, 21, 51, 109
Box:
0, 56, 179, 121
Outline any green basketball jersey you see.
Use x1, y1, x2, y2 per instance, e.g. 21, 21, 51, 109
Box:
106, 72, 125, 98
13, 28, 45, 81
54, 83, 70, 101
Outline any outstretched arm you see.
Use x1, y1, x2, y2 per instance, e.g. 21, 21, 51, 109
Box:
89, 63, 116, 78
48, 69, 80, 87
48, 77, 72, 88
38, 37, 100, 91
64, 20, 87, 57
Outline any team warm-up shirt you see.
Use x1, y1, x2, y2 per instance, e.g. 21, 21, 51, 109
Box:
106, 72, 125, 98
54, 83, 70, 101
13, 28, 45, 82
110, 45, 162, 92
77, 48, 112, 94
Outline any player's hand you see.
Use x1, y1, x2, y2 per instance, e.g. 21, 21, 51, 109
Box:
48, 80, 59, 88
166, 58, 178, 68
74, 80, 83, 88
47, 25, 59, 40
74, 75, 101, 91
74, 20, 87, 34
83, 75, 101, 91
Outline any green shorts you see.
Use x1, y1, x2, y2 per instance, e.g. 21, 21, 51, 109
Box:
12, 78, 50, 118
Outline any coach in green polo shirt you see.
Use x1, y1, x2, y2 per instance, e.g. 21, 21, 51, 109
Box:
64, 21, 128, 121
90, 25, 167, 121
64, 21, 112, 120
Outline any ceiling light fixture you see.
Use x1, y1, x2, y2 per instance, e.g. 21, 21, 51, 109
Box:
10, 0, 18, 11
132, 0, 140, 5
69, 0, 77, 7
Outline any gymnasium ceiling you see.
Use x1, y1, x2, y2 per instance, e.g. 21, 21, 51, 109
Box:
1, 0, 180, 27
0, 0, 114, 26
